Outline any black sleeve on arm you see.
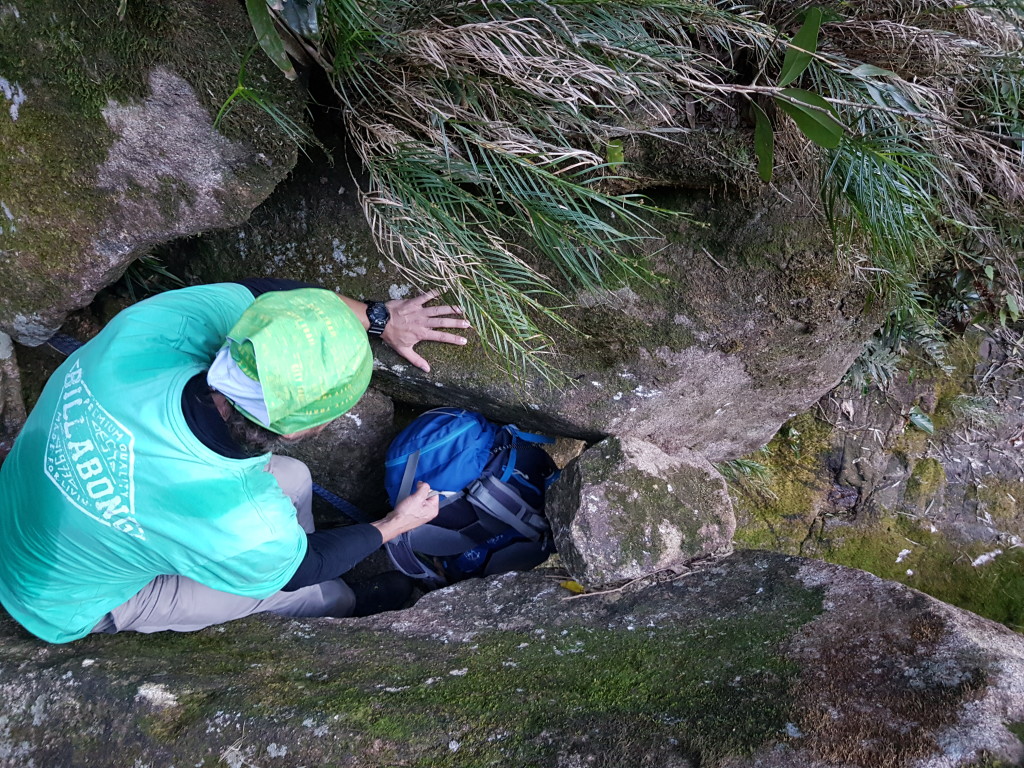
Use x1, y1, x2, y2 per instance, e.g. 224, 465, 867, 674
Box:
282, 524, 384, 591
235, 278, 321, 298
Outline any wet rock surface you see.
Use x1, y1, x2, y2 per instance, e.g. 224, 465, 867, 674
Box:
1, 551, 1022, 767
547, 436, 736, 587
731, 328, 1024, 630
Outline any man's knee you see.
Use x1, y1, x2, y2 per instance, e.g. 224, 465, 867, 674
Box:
268, 455, 312, 495
267, 455, 314, 531
319, 579, 356, 619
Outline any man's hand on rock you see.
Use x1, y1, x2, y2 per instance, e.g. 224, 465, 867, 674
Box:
371, 482, 440, 544
382, 290, 471, 373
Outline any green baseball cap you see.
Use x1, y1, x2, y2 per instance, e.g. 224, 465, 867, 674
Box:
226, 288, 372, 435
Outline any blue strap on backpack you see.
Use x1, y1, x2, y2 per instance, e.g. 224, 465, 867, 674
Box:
383, 408, 557, 583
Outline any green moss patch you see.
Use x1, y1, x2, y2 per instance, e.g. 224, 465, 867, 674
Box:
904, 457, 946, 509
731, 408, 1024, 631
975, 479, 1024, 536
85, 580, 823, 767
930, 337, 984, 436
732, 413, 834, 553
818, 516, 1024, 631
142, 691, 220, 743
1009, 722, 1024, 742
603, 472, 689, 563
0, 0, 301, 317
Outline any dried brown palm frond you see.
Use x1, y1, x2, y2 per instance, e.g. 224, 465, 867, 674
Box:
945, 131, 1024, 202
296, 1, 790, 378
871, 0, 1023, 49
781, 0, 1024, 315
829, 20, 994, 76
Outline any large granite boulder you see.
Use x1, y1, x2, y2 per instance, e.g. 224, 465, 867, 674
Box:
0, 0, 302, 345
1, 551, 1022, 767
548, 436, 735, 586
178, 133, 881, 463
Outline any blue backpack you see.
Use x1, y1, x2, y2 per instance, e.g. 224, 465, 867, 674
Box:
383, 408, 559, 584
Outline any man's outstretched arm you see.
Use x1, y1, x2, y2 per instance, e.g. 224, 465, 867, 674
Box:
280, 482, 439, 591
233, 278, 471, 373
337, 290, 471, 373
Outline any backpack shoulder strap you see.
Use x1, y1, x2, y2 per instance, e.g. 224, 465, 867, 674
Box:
505, 425, 555, 445
466, 476, 548, 541
408, 524, 480, 557
386, 532, 446, 584
396, 449, 421, 503
496, 426, 555, 481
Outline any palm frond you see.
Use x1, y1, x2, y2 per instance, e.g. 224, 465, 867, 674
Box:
717, 458, 778, 500
238, 0, 1024, 381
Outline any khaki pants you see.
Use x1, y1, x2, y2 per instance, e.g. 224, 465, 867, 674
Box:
91, 456, 355, 635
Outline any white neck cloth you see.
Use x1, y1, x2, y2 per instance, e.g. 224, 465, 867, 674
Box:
206, 345, 271, 427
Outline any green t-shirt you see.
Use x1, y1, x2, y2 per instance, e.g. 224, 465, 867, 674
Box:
0, 284, 308, 643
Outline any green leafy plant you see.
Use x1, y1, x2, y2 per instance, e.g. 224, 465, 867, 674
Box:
718, 458, 774, 484
245, 0, 296, 81
751, 8, 844, 178
119, 254, 184, 302
214, 45, 313, 150
846, 333, 904, 393
718, 457, 778, 501
236, 0, 1024, 380
907, 405, 935, 434
950, 394, 1004, 431
846, 297, 952, 392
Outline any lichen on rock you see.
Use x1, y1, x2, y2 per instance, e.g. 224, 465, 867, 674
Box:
547, 436, 736, 587
0, 0, 303, 345
2, 551, 1023, 767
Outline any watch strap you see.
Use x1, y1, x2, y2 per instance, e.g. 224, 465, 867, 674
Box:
364, 300, 390, 337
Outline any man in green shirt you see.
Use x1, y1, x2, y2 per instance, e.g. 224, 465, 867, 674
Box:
0, 281, 470, 643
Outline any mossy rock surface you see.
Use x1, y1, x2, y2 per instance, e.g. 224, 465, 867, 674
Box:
180, 135, 881, 462
0, 332, 25, 463
731, 411, 835, 555
2, 551, 1023, 767
547, 436, 736, 587
905, 457, 947, 510
0, 0, 302, 344
730, 343, 1024, 631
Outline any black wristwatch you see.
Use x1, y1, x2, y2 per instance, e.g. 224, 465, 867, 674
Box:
364, 300, 390, 337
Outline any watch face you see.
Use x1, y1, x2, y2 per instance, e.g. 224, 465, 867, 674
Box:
368, 302, 389, 325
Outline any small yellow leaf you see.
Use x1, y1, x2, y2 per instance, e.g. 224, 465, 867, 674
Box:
560, 580, 586, 594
